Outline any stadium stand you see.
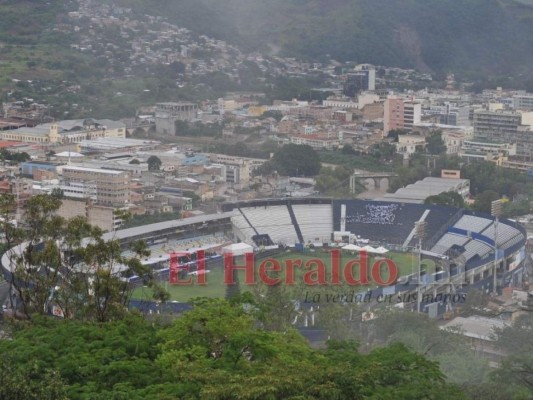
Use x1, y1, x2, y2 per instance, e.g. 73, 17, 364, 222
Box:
292, 203, 333, 243
231, 211, 257, 242
453, 215, 492, 232
462, 240, 492, 261
240, 205, 299, 244
481, 222, 522, 248
333, 200, 426, 245
431, 233, 470, 253
286, 203, 304, 243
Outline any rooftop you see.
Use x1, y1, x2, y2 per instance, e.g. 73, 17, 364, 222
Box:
63, 166, 124, 175
440, 315, 509, 341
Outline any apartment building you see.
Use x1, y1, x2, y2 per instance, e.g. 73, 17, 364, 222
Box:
403, 101, 422, 131
513, 94, 533, 111
383, 97, 421, 135
60, 166, 130, 206
473, 109, 533, 158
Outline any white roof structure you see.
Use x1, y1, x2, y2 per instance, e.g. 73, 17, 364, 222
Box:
55, 151, 84, 157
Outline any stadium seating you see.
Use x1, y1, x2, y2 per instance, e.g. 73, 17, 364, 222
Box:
453, 215, 492, 232
481, 222, 522, 248
231, 212, 256, 243
292, 204, 333, 243
240, 205, 299, 244
431, 233, 470, 253
333, 200, 426, 245
462, 240, 492, 261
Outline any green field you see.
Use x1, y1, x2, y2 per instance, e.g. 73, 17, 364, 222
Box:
132, 249, 436, 302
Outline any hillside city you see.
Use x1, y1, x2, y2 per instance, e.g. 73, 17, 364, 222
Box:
2, 1, 533, 399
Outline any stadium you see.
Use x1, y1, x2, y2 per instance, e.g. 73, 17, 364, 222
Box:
1, 198, 528, 317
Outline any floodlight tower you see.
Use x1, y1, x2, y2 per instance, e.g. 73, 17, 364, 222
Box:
491, 200, 503, 295
414, 220, 427, 313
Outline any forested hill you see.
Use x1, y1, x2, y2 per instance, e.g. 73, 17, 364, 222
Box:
113, 0, 533, 77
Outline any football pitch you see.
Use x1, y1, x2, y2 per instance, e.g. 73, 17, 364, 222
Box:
131, 249, 434, 303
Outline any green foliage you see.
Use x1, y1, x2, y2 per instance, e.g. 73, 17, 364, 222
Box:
0, 298, 465, 399
0, 356, 67, 400
388, 129, 410, 142
471, 190, 500, 213
371, 310, 491, 389
461, 161, 528, 196
426, 130, 447, 155
315, 165, 358, 197
175, 120, 223, 137
260, 110, 283, 122
0, 193, 164, 321
490, 313, 533, 398
424, 191, 465, 208
503, 199, 531, 218
259, 143, 321, 177
116, 0, 533, 78
0, 148, 31, 163
0, 316, 162, 399
147, 155, 161, 171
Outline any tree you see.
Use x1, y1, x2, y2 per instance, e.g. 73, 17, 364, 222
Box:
0, 193, 165, 321
472, 190, 500, 213
50, 187, 64, 199
387, 129, 409, 142
315, 165, 356, 197
424, 192, 465, 208
0, 297, 465, 399
491, 313, 533, 397
265, 144, 321, 177
341, 144, 356, 155
260, 110, 283, 122
426, 130, 447, 155
0, 357, 67, 400
147, 155, 162, 171
129, 158, 141, 165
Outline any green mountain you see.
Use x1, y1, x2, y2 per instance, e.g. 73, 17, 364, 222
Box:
118, 0, 533, 77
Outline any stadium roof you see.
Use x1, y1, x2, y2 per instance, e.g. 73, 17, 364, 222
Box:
102, 211, 236, 242
379, 177, 469, 204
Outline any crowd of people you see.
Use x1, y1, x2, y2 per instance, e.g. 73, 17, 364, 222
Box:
347, 204, 400, 225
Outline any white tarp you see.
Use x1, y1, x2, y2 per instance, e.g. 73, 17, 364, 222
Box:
222, 242, 254, 256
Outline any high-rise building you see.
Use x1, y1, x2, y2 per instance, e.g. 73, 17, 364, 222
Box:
342, 64, 376, 97
403, 101, 422, 131
383, 97, 404, 136
383, 97, 421, 136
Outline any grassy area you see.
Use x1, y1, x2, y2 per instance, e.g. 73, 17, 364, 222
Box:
131, 249, 433, 302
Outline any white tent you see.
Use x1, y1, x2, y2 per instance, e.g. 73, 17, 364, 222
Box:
362, 245, 379, 254
375, 246, 390, 254
222, 242, 254, 256
342, 244, 364, 251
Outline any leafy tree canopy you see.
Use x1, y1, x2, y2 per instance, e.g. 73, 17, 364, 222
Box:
261, 143, 321, 177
